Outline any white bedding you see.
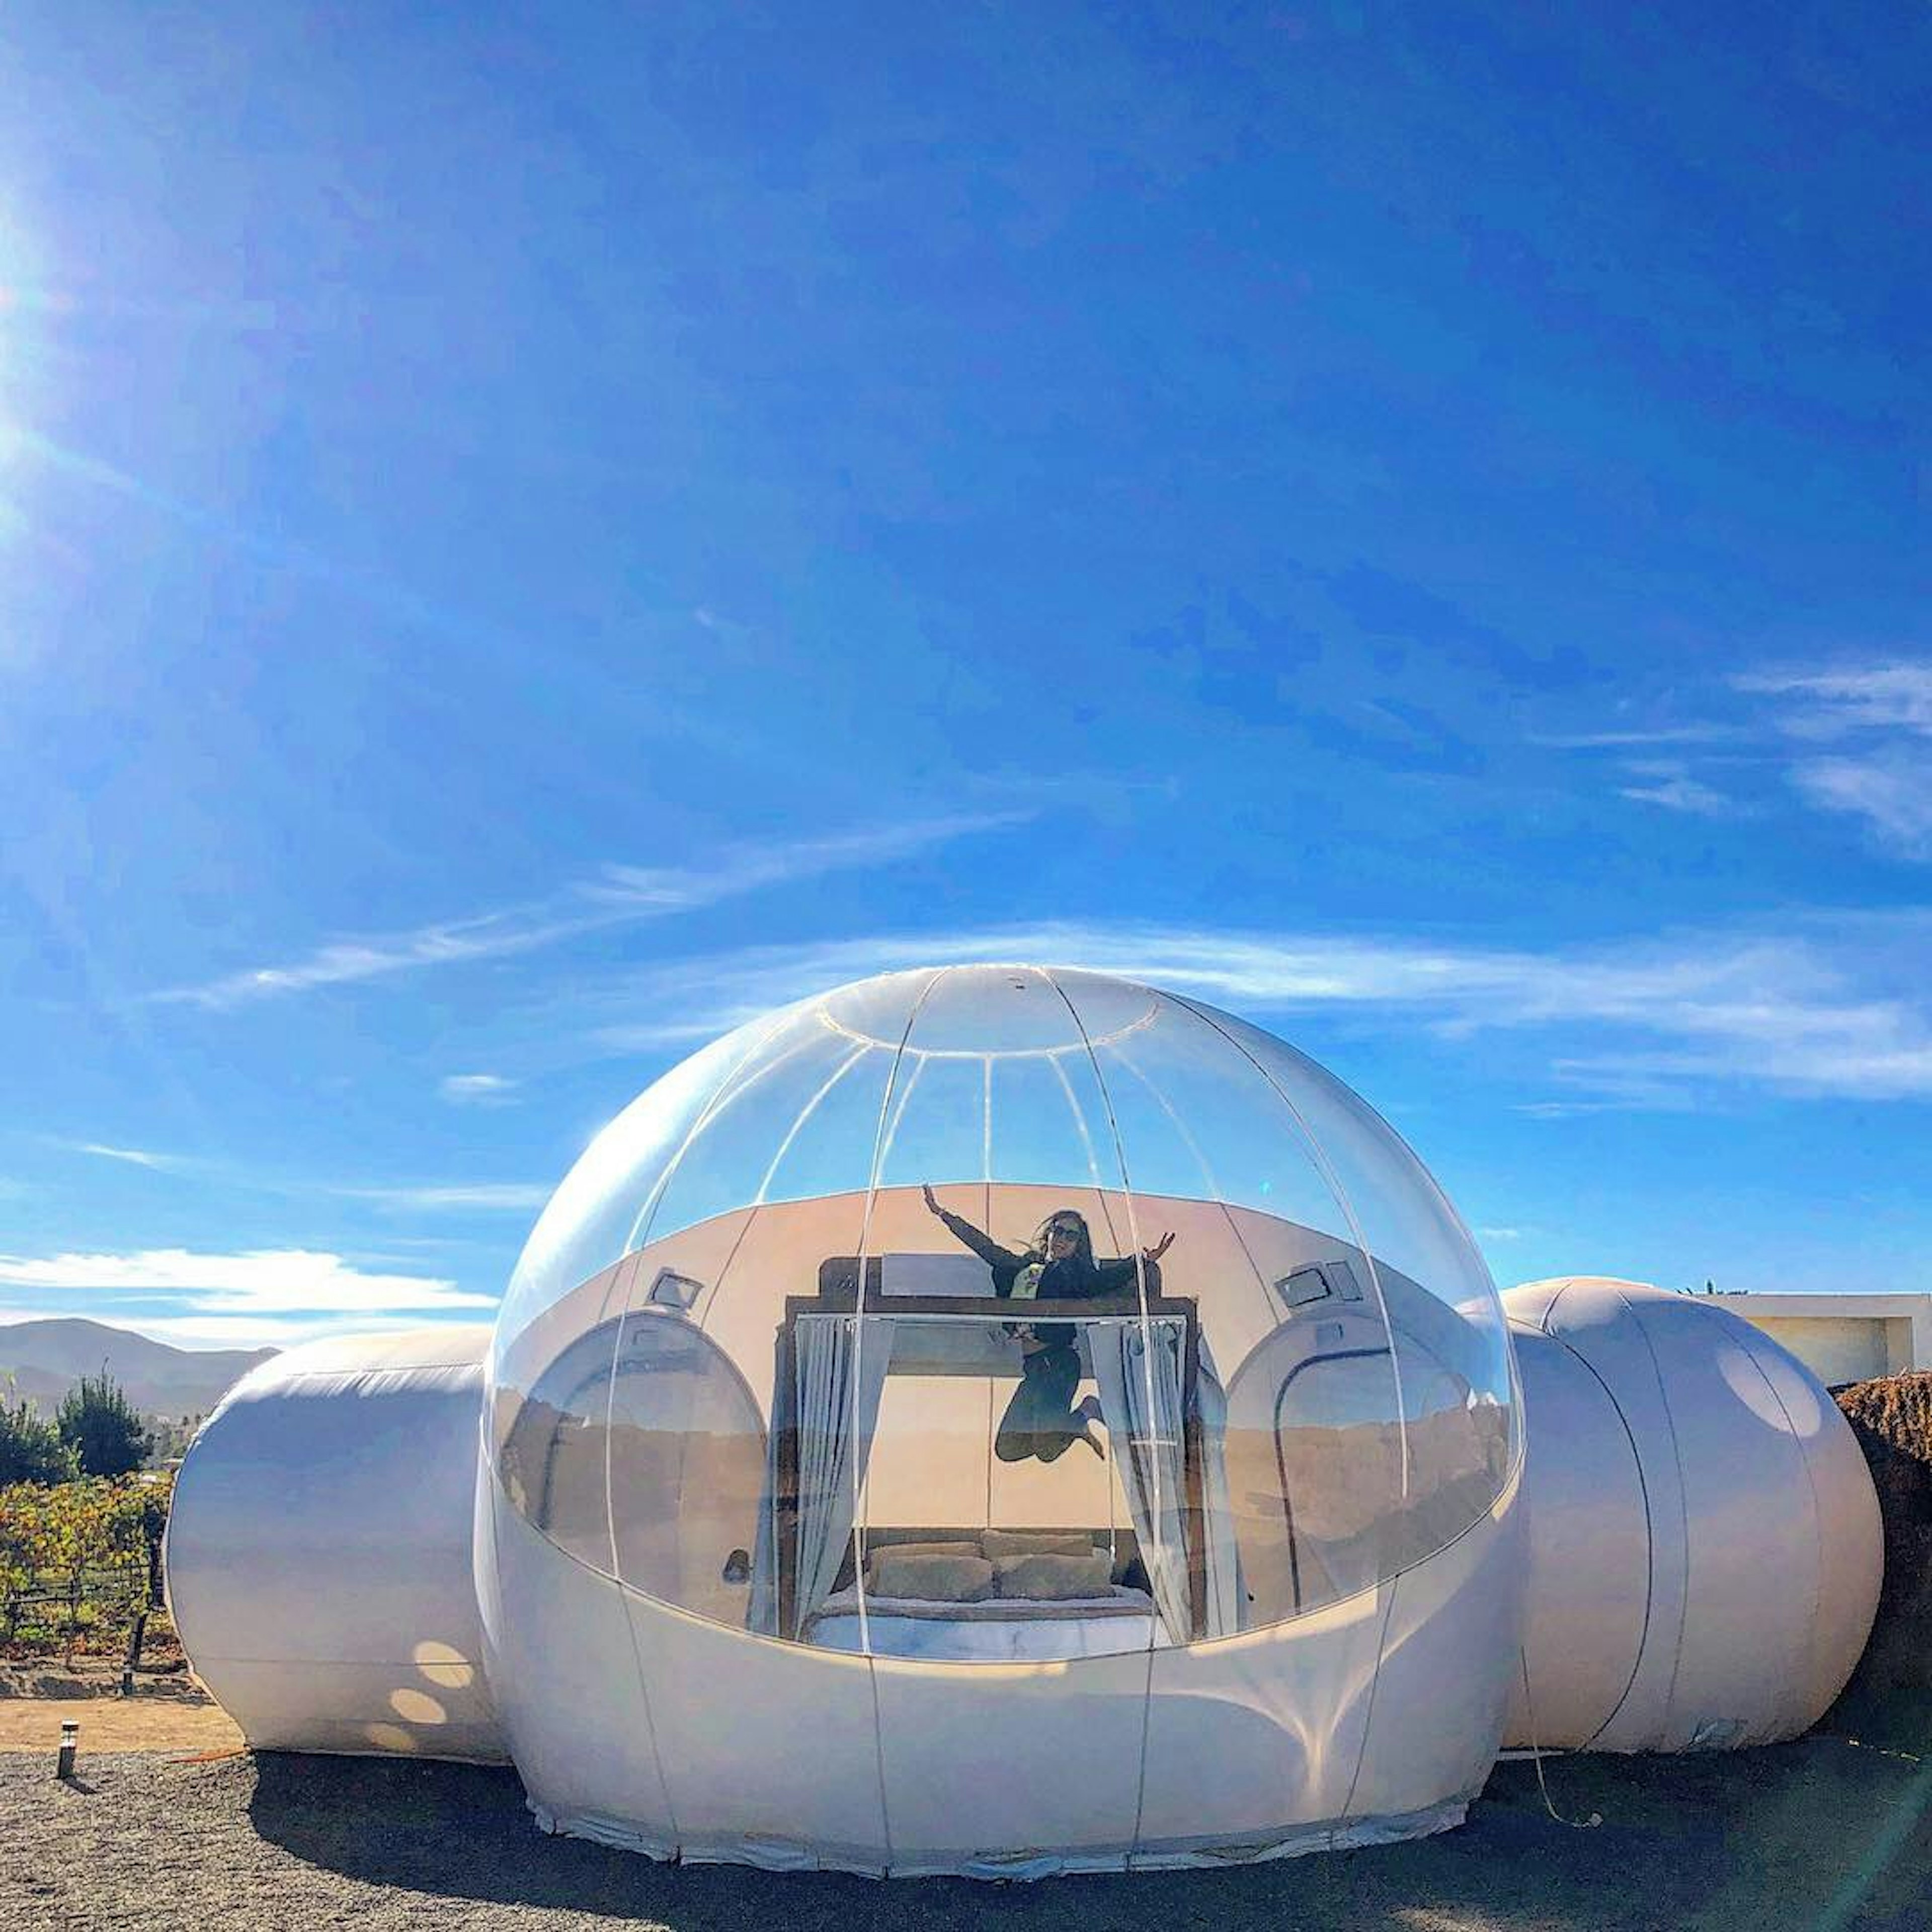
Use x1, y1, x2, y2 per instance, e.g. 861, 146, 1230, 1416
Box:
806, 1586, 1169, 1661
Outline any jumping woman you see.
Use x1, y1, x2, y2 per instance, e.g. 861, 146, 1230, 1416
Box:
920, 1185, 1176, 1464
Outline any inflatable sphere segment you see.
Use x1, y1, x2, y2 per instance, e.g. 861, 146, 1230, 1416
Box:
477, 963, 1526, 1873
1502, 1276, 1882, 1754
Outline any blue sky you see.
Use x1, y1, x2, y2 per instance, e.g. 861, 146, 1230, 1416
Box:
1, 5, 1925, 1347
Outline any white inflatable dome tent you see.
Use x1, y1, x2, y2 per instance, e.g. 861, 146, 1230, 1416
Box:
166, 964, 1882, 1880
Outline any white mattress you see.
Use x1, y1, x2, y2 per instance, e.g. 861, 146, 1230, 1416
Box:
806, 1586, 1168, 1661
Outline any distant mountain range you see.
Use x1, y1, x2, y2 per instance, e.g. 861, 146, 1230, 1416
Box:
0, 1318, 275, 1419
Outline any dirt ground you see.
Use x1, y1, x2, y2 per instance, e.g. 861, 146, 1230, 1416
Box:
3, 1736, 1930, 1932
0, 1696, 241, 1754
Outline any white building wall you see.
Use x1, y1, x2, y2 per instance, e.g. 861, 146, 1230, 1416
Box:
1738, 1317, 1887, 1387
1709, 1294, 1932, 1387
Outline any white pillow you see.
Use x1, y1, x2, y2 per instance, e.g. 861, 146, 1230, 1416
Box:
993, 1551, 1115, 1601
981, 1529, 1100, 1562
866, 1540, 981, 1572
867, 1551, 996, 1602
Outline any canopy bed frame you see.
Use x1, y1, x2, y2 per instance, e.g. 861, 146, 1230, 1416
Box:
770, 1256, 1209, 1645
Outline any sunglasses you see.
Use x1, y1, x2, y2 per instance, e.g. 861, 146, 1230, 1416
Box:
1046, 1223, 1082, 1240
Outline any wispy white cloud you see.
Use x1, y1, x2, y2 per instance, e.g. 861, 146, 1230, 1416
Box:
575, 914, 1932, 1105
67, 1142, 194, 1173
1537, 661, 1932, 857
691, 606, 755, 643
1532, 726, 1744, 749
1512, 1099, 1641, 1118
1533, 725, 1746, 821
324, 1182, 549, 1213
0, 1248, 493, 1319
1616, 760, 1738, 817
438, 1073, 519, 1106
1735, 662, 1932, 739
583, 816, 1032, 912
1789, 752, 1932, 859
1728, 660, 1932, 858
151, 906, 593, 1009
147, 814, 1031, 1009
49, 1140, 546, 1216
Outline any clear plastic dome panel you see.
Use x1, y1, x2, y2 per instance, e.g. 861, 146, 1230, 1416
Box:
487, 965, 1520, 1661
1168, 998, 1515, 1407
495, 1008, 793, 1365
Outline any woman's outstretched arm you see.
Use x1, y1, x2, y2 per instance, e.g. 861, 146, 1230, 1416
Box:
1091, 1230, 1177, 1293
921, 1184, 1024, 1272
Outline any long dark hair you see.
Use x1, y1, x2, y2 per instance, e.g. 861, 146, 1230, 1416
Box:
1030, 1209, 1096, 1275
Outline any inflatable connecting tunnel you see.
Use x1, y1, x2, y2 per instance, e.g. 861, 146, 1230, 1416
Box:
166, 964, 1883, 1878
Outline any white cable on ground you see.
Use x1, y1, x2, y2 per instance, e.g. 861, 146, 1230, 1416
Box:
1516, 1648, 1603, 1830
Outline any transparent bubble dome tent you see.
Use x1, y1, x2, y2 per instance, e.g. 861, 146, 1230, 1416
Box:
167, 961, 1882, 1882
478, 964, 1526, 1872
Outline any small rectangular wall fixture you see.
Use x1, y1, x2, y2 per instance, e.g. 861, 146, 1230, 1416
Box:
649, 1269, 704, 1312
1278, 1260, 1365, 1310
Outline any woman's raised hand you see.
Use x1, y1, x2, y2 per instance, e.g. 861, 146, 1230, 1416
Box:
921, 1183, 942, 1216
1142, 1230, 1176, 1264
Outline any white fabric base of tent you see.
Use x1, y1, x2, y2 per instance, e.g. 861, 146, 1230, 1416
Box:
529, 1792, 1476, 1880
807, 1585, 1167, 1661
484, 1453, 1524, 1880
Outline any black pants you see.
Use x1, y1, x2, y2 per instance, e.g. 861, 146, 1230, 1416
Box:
995, 1344, 1087, 1465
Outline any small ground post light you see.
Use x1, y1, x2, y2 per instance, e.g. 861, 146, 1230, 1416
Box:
55, 1718, 78, 1781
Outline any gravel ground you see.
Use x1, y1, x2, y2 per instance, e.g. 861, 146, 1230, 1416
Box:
4, 1738, 1931, 1931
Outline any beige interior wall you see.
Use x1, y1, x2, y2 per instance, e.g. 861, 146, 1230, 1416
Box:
862, 1378, 992, 1526
573, 1185, 1335, 1542
858, 1374, 1130, 1531
632, 1184, 1348, 1404
506, 1184, 1497, 1435
503, 1185, 1496, 1547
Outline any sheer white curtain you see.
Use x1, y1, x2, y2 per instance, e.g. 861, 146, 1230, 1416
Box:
1091, 1320, 1241, 1643
1194, 1341, 1243, 1638
790, 1313, 896, 1638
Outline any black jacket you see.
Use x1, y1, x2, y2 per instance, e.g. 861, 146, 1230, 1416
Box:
934, 1209, 1156, 1347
